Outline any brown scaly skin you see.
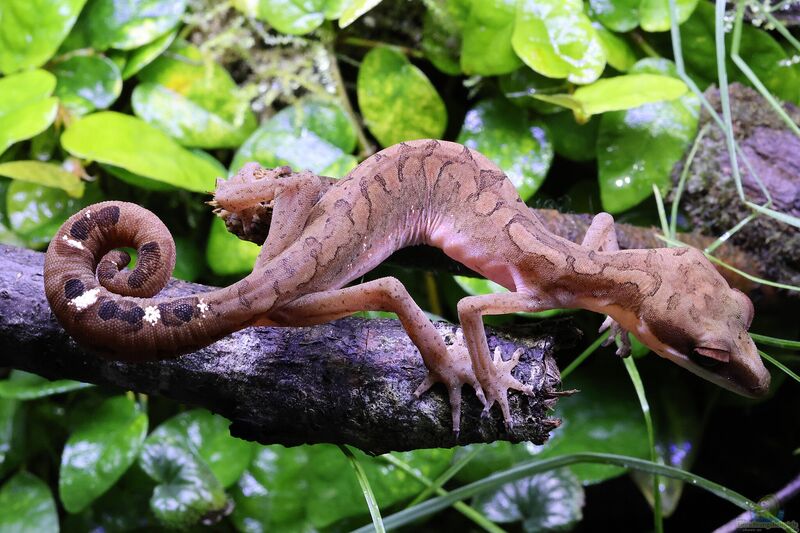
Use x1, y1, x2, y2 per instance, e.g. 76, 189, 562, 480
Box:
44, 140, 771, 432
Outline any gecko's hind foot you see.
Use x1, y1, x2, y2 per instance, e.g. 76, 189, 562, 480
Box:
599, 316, 632, 357
480, 346, 535, 432
414, 330, 487, 435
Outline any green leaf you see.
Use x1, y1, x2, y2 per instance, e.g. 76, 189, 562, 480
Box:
681, 2, 799, 102
230, 99, 357, 178
512, 0, 606, 85
231, 444, 453, 530
122, 30, 177, 79
499, 68, 570, 114
206, 216, 260, 276
535, 74, 688, 119
51, 55, 123, 116
357, 46, 447, 147
0, 398, 24, 478
593, 23, 636, 72
61, 111, 226, 192
473, 469, 584, 531
0, 370, 92, 400
596, 58, 699, 213
588, 0, 698, 33
146, 409, 253, 488
0, 471, 58, 533
0, 161, 84, 198
133, 40, 257, 148
139, 439, 228, 529
533, 361, 650, 483
0, 0, 87, 74
421, 0, 470, 76
0, 70, 58, 155
457, 98, 553, 200
59, 395, 148, 513
639, 0, 699, 32
252, 0, 344, 34
338, 0, 383, 28
83, 0, 187, 50
460, 0, 522, 76
542, 112, 600, 162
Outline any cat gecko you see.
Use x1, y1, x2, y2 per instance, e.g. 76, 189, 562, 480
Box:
44, 140, 771, 432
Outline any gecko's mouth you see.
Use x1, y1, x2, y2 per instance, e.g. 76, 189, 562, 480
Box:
662, 345, 770, 399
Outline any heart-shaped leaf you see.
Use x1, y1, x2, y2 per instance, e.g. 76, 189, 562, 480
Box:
0, 472, 58, 532
457, 98, 553, 200
460, 0, 522, 76
59, 395, 148, 513
83, 0, 187, 50
0, 161, 85, 198
51, 55, 123, 116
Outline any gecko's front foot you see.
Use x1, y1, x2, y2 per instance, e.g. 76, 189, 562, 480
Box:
413, 330, 486, 436
599, 316, 631, 357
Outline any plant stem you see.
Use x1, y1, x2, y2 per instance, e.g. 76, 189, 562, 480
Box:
340, 36, 425, 58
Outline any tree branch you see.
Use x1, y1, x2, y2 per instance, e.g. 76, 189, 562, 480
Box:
0, 244, 573, 454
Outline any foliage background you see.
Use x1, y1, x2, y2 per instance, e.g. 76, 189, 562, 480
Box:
0, 0, 798, 531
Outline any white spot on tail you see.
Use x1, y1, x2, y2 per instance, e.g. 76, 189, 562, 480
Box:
85, 211, 91, 219
143, 306, 160, 326
62, 235, 85, 250
197, 299, 209, 316
70, 288, 99, 310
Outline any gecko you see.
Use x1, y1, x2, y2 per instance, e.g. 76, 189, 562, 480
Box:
43, 139, 771, 433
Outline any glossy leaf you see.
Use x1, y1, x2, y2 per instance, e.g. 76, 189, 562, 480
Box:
230, 99, 357, 178
0, 161, 84, 198
542, 112, 600, 162
59, 395, 148, 513
533, 361, 650, 483
51, 55, 123, 116
473, 469, 584, 531
121, 30, 177, 79
0, 471, 58, 532
588, 0, 698, 33
133, 40, 257, 147
252, 0, 343, 34
139, 439, 228, 529
680, 2, 799, 102
0, 70, 58, 155
231, 444, 453, 530
499, 68, 570, 114
83, 0, 187, 50
512, 0, 606, 85
62, 112, 226, 192
0, 370, 92, 400
0, 398, 23, 478
146, 409, 253, 488
421, 0, 470, 76
357, 46, 447, 147
457, 98, 553, 200
594, 23, 636, 72
597, 58, 699, 213
339, 0, 383, 28
534, 74, 688, 120
460, 0, 522, 76
206, 216, 260, 276
0, 0, 87, 74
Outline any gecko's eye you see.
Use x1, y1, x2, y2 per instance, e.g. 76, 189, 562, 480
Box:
691, 346, 731, 368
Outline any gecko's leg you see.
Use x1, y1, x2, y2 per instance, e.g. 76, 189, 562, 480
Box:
263, 277, 486, 434
581, 213, 631, 357
213, 163, 332, 264
456, 292, 555, 429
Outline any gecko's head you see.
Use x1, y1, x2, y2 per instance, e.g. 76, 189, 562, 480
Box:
631, 249, 770, 398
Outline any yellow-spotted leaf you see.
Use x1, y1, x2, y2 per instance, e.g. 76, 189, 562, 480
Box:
357, 46, 446, 147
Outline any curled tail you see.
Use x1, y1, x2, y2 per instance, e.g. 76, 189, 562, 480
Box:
44, 201, 251, 360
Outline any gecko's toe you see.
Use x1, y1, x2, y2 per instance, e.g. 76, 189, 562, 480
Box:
413, 373, 438, 398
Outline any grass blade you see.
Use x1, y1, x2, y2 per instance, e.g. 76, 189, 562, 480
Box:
340, 445, 385, 533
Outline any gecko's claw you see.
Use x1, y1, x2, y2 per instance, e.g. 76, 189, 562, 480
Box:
599, 316, 632, 358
